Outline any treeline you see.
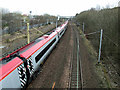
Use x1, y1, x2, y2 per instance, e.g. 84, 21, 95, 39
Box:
74, 7, 119, 64
1, 8, 57, 34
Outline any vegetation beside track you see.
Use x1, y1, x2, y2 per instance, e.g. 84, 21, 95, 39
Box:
78, 28, 116, 88
74, 7, 120, 88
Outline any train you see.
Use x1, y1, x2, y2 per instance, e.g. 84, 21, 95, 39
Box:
0, 20, 69, 89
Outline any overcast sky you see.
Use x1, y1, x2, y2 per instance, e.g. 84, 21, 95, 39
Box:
0, 0, 119, 16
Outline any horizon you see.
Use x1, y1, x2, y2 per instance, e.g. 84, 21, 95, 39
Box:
0, 0, 119, 16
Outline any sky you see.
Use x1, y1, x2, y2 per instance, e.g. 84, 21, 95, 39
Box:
0, 0, 119, 16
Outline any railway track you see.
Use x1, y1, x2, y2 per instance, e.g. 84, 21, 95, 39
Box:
69, 23, 83, 89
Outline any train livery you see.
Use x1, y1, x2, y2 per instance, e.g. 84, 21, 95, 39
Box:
0, 20, 68, 89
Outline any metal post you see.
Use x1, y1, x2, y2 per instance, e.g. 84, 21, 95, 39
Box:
27, 23, 30, 44
77, 35, 79, 89
83, 22, 84, 34
98, 29, 103, 63
56, 16, 60, 29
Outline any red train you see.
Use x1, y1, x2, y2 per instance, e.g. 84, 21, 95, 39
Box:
0, 20, 68, 89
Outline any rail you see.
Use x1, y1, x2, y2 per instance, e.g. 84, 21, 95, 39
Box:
69, 23, 83, 89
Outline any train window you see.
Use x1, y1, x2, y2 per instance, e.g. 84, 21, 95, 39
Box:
46, 32, 52, 35
60, 30, 64, 35
35, 38, 56, 63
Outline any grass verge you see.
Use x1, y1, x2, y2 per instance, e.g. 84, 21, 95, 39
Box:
78, 27, 112, 88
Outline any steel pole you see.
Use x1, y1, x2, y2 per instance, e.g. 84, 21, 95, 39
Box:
27, 23, 30, 44
83, 22, 84, 34
77, 35, 79, 89
98, 29, 103, 63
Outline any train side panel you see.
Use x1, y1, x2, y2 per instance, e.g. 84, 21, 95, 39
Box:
59, 28, 65, 37
0, 57, 27, 89
0, 68, 21, 88
27, 33, 58, 74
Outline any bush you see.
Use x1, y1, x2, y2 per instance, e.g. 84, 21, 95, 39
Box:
5, 39, 10, 43
74, 7, 118, 65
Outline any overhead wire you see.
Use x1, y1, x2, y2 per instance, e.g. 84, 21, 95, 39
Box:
103, 34, 118, 47
80, 30, 118, 47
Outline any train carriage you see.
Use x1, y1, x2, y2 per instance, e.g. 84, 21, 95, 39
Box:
55, 21, 68, 39
0, 20, 69, 89
19, 31, 59, 77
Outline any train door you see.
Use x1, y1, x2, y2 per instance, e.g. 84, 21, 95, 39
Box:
26, 57, 34, 77
17, 63, 27, 88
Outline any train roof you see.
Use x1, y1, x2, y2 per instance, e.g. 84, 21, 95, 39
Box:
55, 22, 67, 32
55, 27, 61, 32
18, 37, 44, 54
20, 31, 57, 59
0, 30, 56, 62
0, 57, 23, 81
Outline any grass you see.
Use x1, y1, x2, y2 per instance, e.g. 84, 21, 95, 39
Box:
5, 39, 10, 43
78, 27, 97, 57
78, 27, 112, 88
